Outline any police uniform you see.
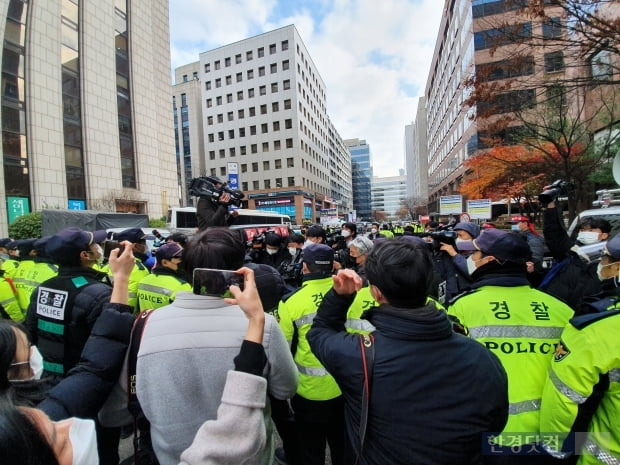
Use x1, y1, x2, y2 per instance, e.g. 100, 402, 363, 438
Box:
0, 271, 22, 321
448, 229, 574, 455
277, 243, 344, 465
15, 257, 59, 310
540, 310, 620, 464
109, 228, 151, 312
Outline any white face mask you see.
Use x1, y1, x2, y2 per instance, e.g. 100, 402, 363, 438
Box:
69, 418, 99, 465
577, 231, 600, 245
30, 345, 43, 380
466, 255, 486, 275
265, 247, 278, 255
455, 238, 470, 246
288, 247, 297, 256
511, 224, 520, 231
371, 228, 377, 234
91, 244, 104, 266
341, 230, 351, 238
303, 240, 314, 249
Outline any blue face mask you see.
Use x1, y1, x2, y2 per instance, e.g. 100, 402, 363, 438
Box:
511, 224, 520, 231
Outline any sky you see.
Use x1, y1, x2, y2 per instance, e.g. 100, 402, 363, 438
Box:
168, 0, 445, 178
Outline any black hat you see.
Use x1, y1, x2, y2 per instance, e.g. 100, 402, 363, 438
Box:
302, 243, 334, 266
604, 233, 620, 259
456, 229, 529, 263
46, 228, 107, 260
114, 228, 146, 243
0, 238, 12, 248
156, 242, 183, 260
246, 263, 289, 312
16, 239, 37, 256
33, 236, 52, 256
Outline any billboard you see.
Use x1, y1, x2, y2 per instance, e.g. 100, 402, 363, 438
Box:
467, 199, 492, 220
439, 195, 463, 215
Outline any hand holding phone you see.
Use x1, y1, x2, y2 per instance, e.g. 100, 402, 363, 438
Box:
224, 267, 265, 343
193, 268, 245, 297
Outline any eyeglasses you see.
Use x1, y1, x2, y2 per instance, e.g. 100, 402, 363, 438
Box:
10, 360, 29, 368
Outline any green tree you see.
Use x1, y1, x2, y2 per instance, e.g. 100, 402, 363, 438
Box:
8, 212, 42, 239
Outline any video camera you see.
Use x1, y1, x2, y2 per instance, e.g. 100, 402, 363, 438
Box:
538, 179, 571, 205
189, 176, 244, 207
421, 229, 457, 253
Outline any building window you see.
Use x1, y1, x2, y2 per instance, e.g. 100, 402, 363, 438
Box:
246, 50, 253, 61
247, 69, 254, 80
230, 147, 236, 157
258, 47, 264, 58
238, 109, 245, 119
193, 71, 198, 80
285, 119, 292, 129
210, 168, 216, 176
287, 157, 294, 167
209, 151, 215, 160
283, 79, 291, 90
474, 23, 532, 51
214, 60, 220, 70
284, 99, 291, 109
272, 102, 280, 112
235, 53, 242, 64
217, 114, 223, 123
215, 78, 221, 88
259, 85, 266, 96
251, 144, 257, 154
218, 131, 224, 141
208, 133, 214, 142
258, 66, 265, 76
275, 177, 282, 187
220, 167, 226, 176
226, 75, 232, 85
206, 98, 212, 108
253, 180, 260, 190
227, 111, 234, 121
275, 159, 282, 169
263, 161, 270, 170
273, 121, 280, 131
241, 163, 247, 173
236, 72, 243, 83
282, 60, 289, 70
225, 57, 231, 67
591, 49, 613, 80
207, 116, 213, 125
249, 107, 256, 117
274, 140, 281, 150
281, 40, 289, 51
270, 63, 277, 73
219, 149, 225, 158
271, 82, 278, 93
288, 176, 295, 187
543, 17, 562, 39
242, 181, 248, 191
250, 125, 256, 135
239, 127, 246, 137
252, 162, 258, 172
264, 179, 271, 189
237, 90, 243, 101
205, 63, 210, 73
260, 104, 267, 114
262, 142, 269, 152
206, 81, 212, 90
270, 43, 276, 55
227, 94, 233, 103
544, 51, 564, 73
248, 88, 255, 98
476, 56, 535, 81
216, 96, 222, 105
240, 146, 247, 155
261, 123, 268, 133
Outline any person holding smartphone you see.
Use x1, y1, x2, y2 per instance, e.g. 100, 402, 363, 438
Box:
133, 227, 297, 465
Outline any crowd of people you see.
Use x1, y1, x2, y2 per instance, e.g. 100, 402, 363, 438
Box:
0, 197, 618, 465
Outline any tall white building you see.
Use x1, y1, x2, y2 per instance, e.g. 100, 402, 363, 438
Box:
0, 0, 178, 234
173, 24, 352, 223
408, 96, 429, 201
371, 172, 407, 219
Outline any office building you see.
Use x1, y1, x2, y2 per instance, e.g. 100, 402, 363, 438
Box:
0, 0, 178, 234
174, 24, 351, 224
346, 138, 373, 220
424, 0, 565, 213
371, 171, 408, 219
405, 96, 429, 202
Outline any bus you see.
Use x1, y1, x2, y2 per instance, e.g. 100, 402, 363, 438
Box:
167, 207, 291, 231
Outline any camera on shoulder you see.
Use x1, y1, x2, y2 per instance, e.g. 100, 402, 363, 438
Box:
538, 179, 571, 205
189, 176, 244, 207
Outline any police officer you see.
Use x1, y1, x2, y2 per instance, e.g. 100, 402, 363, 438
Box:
137, 241, 191, 311
109, 228, 150, 312
0, 268, 21, 321
448, 229, 574, 463
0, 237, 11, 263
277, 244, 344, 465
194, 175, 239, 230
24, 227, 112, 381
1, 241, 21, 278
15, 237, 58, 311
539, 234, 620, 464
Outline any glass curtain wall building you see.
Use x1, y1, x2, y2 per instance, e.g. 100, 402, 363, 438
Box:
346, 138, 373, 220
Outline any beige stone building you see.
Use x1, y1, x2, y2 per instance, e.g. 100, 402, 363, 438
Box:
0, 0, 177, 235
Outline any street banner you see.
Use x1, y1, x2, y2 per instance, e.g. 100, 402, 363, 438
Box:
439, 195, 463, 215
467, 199, 492, 219
227, 162, 239, 189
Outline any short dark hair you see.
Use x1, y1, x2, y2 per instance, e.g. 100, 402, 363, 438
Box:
342, 222, 357, 234
365, 238, 433, 308
579, 217, 611, 234
306, 225, 326, 241
264, 232, 281, 247
183, 228, 245, 274
288, 234, 305, 245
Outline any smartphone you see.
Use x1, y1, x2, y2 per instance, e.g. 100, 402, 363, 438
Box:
103, 240, 125, 258
192, 268, 245, 296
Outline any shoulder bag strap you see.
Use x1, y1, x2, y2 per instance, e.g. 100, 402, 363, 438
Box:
356, 333, 375, 464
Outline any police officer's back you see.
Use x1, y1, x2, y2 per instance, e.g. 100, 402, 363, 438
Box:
137, 242, 191, 310
448, 229, 574, 461
15, 237, 58, 311
24, 227, 112, 381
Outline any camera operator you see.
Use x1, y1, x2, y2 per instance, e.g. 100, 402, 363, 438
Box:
435, 223, 478, 303
540, 187, 610, 311
192, 176, 240, 230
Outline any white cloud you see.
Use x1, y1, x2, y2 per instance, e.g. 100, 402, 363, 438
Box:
169, 0, 443, 177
